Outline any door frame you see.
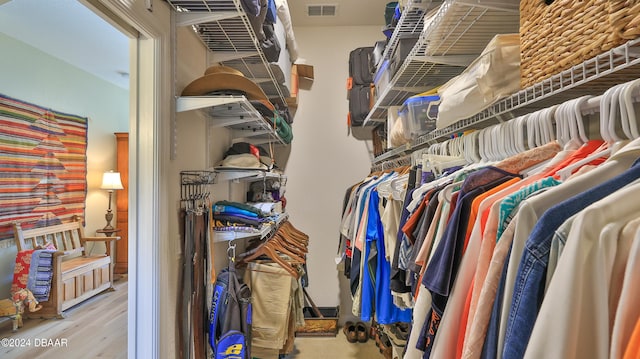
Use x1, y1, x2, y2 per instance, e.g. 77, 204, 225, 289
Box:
81, 1, 173, 358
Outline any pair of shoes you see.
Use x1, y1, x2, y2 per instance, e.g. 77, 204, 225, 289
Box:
355, 321, 368, 343
343, 321, 358, 343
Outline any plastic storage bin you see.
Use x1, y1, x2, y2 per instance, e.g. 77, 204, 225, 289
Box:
399, 94, 439, 139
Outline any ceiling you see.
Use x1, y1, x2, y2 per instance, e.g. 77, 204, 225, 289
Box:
0, 0, 390, 90
0, 0, 130, 89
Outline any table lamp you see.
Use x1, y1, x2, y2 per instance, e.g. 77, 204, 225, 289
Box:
101, 170, 124, 231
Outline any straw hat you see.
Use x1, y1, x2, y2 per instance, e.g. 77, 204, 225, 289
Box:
181, 65, 270, 103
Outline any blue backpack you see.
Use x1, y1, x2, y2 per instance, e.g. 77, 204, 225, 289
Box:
209, 261, 252, 359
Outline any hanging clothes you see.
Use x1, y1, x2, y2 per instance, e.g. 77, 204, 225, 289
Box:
338, 169, 414, 324
338, 82, 640, 359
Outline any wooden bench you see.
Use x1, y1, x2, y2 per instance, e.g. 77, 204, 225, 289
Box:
13, 217, 119, 319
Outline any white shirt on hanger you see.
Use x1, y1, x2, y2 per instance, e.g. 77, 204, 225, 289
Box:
610, 218, 640, 359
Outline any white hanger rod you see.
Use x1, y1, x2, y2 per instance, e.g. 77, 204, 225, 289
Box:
581, 83, 640, 115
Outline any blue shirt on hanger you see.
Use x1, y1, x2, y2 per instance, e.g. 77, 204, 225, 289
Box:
364, 189, 413, 324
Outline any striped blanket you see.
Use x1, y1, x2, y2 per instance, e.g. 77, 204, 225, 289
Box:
12, 249, 55, 302
0, 93, 88, 240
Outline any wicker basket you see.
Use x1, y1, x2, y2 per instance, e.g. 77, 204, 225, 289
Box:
520, 0, 640, 89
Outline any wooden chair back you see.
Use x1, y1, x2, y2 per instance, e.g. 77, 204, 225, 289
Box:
13, 217, 85, 256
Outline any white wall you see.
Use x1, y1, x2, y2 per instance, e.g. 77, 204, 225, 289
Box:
281, 26, 384, 311
0, 32, 128, 298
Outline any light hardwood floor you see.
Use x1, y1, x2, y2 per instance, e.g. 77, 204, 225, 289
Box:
0, 276, 127, 359
0, 276, 391, 359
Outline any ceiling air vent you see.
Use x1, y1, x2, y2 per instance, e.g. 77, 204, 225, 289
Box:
307, 4, 337, 17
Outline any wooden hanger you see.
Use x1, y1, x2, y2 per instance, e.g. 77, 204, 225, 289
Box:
276, 230, 308, 254
280, 222, 309, 243
238, 238, 301, 278
266, 235, 306, 263
238, 223, 310, 277
241, 243, 300, 278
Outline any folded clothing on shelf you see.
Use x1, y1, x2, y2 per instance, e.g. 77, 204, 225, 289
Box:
214, 214, 267, 229
214, 206, 261, 219
214, 200, 269, 218
248, 202, 284, 215
216, 142, 275, 170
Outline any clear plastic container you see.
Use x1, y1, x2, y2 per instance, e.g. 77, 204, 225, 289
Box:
399, 94, 439, 139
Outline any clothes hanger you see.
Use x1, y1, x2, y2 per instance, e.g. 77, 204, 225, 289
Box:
239, 235, 302, 277
510, 119, 522, 156
242, 243, 301, 278
504, 121, 517, 157
463, 131, 475, 163
247, 233, 306, 262
536, 109, 548, 146
268, 233, 307, 262
556, 87, 622, 180
504, 122, 517, 158
276, 226, 309, 252
621, 78, 640, 139
480, 127, 491, 162
477, 127, 487, 161
515, 115, 528, 153
390, 173, 409, 200
571, 96, 591, 144
542, 105, 557, 144
280, 221, 310, 245
600, 83, 616, 144
555, 98, 585, 149
608, 84, 625, 143
526, 111, 538, 150
422, 153, 467, 175
519, 108, 556, 177
557, 101, 572, 147
376, 171, 400, 199
491, 125, 502, 161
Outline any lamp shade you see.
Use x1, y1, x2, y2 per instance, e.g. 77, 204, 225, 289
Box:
100, 170, 124, 190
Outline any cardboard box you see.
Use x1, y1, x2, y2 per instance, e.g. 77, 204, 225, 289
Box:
295, 64, 314, 90
285, 64, 314, 115
289, 64, 314, 98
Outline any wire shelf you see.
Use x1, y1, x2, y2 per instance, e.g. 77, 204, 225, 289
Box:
365, 0, 519, 125
372, 38, 640, 165
379, 0, 444, 71
414, 0, 519, 57
177, 96, 286, 145
166, 0, 286, 104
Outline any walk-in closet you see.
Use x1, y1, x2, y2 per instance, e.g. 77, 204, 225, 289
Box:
0, 0, 639, 359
